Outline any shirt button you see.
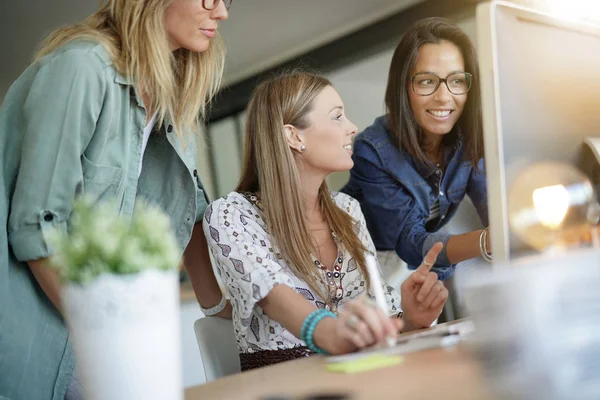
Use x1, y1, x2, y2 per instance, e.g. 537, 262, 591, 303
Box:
193, 169, 198, 177
167, 125, 173, 133
441, 215, 445, 219
43, 213, 54, 222
435, 170, 441, 175
439, 191, 444, 196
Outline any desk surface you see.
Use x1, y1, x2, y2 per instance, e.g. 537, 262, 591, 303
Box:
184, 338, 493, 399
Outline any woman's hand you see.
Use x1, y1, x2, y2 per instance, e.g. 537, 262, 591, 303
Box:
319, 296, 402, 354
400, 242, 448, 330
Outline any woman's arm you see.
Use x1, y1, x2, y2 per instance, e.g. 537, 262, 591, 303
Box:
259, 285, 399, 354
184, 223, 231, 318
445, 159, 490, 263
28, 259, 62, 314
203, 196, 400, 354
444, 230, 484, 264
8, 50, 106, 313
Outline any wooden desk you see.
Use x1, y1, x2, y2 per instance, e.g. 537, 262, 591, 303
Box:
184, 341, 493, 399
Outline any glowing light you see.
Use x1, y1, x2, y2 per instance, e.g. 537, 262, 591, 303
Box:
507, 162, 599, 251
532, 184, 569, 229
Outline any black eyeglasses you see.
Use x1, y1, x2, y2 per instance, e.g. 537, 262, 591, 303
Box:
202, 0, 232, 11
410, 72, 472, 96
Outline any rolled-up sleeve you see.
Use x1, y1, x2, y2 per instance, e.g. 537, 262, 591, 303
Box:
8, 49, 106, 262
349, 139, 452, 270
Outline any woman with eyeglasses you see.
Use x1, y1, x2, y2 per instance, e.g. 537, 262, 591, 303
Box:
342, 17, 491, 284
0, 0, 231, 398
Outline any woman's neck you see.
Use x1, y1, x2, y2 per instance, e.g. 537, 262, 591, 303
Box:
423, 134, 444, 166
297, 167, 327, 222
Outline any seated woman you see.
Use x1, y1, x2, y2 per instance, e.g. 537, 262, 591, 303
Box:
203, 71, 448, 370
342, 17, 491, 282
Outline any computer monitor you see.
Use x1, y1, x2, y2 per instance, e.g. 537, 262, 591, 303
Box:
477, 1, 600, 262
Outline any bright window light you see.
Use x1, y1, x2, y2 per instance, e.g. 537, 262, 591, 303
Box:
545, 0, 600, 22
517, 0, 600, 23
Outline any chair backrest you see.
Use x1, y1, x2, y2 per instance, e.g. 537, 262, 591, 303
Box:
193, 317, 241, 382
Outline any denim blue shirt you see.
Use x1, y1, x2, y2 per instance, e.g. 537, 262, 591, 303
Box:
341, 116, 488, 280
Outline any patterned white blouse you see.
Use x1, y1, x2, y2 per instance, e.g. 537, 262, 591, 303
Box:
203, 191, 401, 354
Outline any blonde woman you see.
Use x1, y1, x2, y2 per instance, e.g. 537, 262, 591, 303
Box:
0, 1, 232, 398
204, 72, 448, 370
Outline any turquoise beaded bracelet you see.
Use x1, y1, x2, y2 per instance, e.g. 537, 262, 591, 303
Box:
300, 310, 321, 341
301, 309, 337, 354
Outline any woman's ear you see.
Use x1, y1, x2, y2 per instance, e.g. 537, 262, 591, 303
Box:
284, 124, 305, 153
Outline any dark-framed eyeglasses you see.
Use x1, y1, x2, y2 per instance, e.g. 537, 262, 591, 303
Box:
410, 72, 472, 96
202, 0, 232, 11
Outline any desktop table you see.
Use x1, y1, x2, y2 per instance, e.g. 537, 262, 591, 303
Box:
184, 324, 493, 400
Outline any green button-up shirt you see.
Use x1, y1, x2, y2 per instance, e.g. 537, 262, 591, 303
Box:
0, 40, 209, 400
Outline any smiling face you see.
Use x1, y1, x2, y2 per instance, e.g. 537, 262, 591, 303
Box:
164, 0, 229, 53
408, 40, 467, 141
292, 86, 358, 175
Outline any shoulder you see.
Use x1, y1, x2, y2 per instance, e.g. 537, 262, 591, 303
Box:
36, 40, 112, 74
205, 192, 258, 225
353, 116, 414, 166
354, 115, 395, 150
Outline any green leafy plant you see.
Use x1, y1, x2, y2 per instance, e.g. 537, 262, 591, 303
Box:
48, 197, 181, 283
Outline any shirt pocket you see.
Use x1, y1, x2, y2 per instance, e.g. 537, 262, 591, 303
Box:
81, 153, 123, 202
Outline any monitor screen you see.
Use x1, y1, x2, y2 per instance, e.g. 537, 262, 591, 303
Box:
477, 1, 600, 261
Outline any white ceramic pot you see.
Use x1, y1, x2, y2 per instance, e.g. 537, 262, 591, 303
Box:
62, 269, 182, 400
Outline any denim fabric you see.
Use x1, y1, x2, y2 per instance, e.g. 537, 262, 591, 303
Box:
342, 116, 488, 280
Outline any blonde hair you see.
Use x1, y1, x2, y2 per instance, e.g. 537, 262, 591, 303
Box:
237, 71, 371, 300
35, 0, 225, 138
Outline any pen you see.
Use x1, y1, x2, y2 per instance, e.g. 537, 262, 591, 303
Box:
365, 254, 396, 347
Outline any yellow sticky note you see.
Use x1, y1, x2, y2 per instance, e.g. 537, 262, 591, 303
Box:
325, 355, 404, 374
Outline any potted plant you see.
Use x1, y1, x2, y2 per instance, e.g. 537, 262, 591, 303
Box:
49, 198, 183, 400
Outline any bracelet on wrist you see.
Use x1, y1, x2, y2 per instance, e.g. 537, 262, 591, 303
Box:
479, 228, 493, 262
200, 294, 227, 316
301, 309, 337, 354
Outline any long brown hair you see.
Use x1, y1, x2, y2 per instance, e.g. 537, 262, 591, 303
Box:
237, 71, 371, 299
385, 17, 483, 166
35, 0, 225, 138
